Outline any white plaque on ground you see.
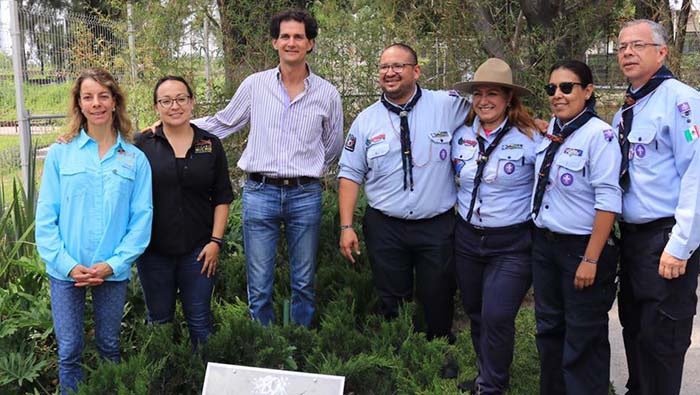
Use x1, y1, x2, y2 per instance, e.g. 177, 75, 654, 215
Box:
202, 362, 345, 395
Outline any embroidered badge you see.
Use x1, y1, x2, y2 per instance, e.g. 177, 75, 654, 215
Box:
116, 148, 135, 169
431, 131, 450, 139
563, 148, 583, 157
365, 133, 386, 147
503, 162, 515, 174
560, 173, 574, 186
454, 159, 465, 175
439, 148, 448, 161
194, 139, 212, 154
678, 102, 691, 117
684, 125, 700, 142
634, 144, 646, 158
501, 143, 523, 150
458, 137, 477, 147
344, 133, 357, 152
603, 129, 615, 142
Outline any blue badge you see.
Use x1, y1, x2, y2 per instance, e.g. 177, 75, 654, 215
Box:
635, 144, 646, 158
560, 173, 574, 186
503, 161, 515, 174
439, 148, 448, 161
678, 102, 691, 117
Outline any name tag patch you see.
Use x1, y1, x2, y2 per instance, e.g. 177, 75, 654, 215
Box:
501, 143, 523, 150
194, 139, 213, 154
563, 148, 583, 157
366, 133, 386, 147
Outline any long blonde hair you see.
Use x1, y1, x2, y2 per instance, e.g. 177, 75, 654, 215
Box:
465, 88, 538, 139
65, 67, 132, 142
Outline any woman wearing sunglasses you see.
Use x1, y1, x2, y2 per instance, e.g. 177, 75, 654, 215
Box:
531, 60, 621, 395
134, 76, 233, 348
451, 58, 539, 395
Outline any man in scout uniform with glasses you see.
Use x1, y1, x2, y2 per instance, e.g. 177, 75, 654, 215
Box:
337, 43, 469, 345
613, 19, 700, 395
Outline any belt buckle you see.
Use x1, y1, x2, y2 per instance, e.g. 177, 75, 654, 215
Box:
283, 179, 290, 186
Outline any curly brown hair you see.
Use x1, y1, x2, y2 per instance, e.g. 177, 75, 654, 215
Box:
64, 68, 132, 142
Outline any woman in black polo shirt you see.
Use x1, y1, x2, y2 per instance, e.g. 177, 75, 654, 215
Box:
135, 76, 233, 347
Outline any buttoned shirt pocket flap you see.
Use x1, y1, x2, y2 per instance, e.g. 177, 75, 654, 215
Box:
627, 127, 656, 144
111, 167, 136, 180
428, 130, 452, 144
555, 154, 586, 171
60, 166, 86, 176
60, 166, 88, 198
497, 148, 524, 161
454, 146, 477, 160
367, 142, 390, 159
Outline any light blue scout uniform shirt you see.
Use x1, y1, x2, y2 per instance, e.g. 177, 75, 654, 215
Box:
532, 114, 622, 235
453, 117, 541, 227
36, 129, 153, 282
612, 79, 700, 260
339, 89, 469, 219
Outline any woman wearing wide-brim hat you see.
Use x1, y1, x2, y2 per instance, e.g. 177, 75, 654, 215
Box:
451, 58, 540, 395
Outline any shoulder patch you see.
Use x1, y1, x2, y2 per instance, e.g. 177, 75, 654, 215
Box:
603, 129, 615, 142
344, 133, 357, 152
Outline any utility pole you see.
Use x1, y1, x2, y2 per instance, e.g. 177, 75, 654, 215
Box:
10, 0, 30, 196
127, 1, 138, 129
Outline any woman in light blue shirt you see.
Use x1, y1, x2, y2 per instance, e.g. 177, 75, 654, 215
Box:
35, 68, 152, 394
451, 58, 539, 395
531, 60, 621, 395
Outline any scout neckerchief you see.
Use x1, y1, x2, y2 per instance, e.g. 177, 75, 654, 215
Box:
381, 85, 423, 191
531, 109, 597, 218
466, 118, 513, 222
618, 65, 674, 190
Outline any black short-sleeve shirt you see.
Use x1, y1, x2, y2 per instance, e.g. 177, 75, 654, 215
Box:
135, 124, 234, 255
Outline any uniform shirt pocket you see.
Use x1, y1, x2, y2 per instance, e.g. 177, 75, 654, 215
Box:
494, 148, 525, 185
555, 153, 587, 191
60, 166, 89, 199
453, 146, 477, 180
366, 142, 391, 176
627, 127, 656, 167
105, 166, 136, 199
429, 130, 452, 162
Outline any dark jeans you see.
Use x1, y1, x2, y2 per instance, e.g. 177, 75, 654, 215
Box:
532, 228, 618, 395
619, 220, 699, 395
136, 247, 215, 346
455, 220, 533, 395
363, 206, 456, 340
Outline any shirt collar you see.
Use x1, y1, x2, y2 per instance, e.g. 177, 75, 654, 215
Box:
384, 85, 418, 108
474, 116, 508, 138
275, 64, 314, 88
77, 127, 126, 152
556, 108, 588, 129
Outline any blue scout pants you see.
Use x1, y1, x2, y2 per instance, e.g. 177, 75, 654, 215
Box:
455, 219, 532, 395
532, 227, 618, 395
619, 218, 699, 395
363, 206, 456, 340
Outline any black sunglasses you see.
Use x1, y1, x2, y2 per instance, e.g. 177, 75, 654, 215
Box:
544, 82, 584, 96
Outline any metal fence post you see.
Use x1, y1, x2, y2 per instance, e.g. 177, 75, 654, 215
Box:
10, 0, 30, 196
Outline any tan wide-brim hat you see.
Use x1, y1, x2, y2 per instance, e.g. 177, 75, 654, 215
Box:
453, 58, 532, 97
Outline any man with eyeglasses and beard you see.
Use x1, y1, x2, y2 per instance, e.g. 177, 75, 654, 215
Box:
337, 43, 469, 352
613, 19, 700, 395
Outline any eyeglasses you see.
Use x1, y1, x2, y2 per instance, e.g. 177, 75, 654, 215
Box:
617, 41, 662, 52
156, 95, 191, 108
378, 63, 416, 74
544, 82, 584, 96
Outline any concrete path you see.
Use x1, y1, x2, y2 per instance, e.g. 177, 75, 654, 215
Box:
609, 284, 700, 394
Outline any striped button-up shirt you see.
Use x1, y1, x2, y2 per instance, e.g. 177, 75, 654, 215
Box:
193, 66, 344, 178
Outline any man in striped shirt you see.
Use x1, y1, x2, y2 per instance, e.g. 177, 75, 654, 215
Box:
192, 9, 344, 328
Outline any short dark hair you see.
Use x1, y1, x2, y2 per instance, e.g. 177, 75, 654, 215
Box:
269, 9, 318, 40
382, 43, 418, 65
549, 59, 596, 110
152, 75, 194, 105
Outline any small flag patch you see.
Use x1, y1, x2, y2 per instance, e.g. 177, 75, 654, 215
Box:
684, 125, 700, 142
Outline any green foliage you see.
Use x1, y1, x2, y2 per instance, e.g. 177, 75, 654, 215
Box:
77, 354, 165, 395
0, 342, 49, 390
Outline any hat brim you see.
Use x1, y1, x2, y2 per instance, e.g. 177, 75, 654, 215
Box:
453, 81, 532, 97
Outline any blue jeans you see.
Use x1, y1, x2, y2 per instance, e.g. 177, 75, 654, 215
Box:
242, 178, 322, 327
49, 276, 128, 395
136, 247, 215, 346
